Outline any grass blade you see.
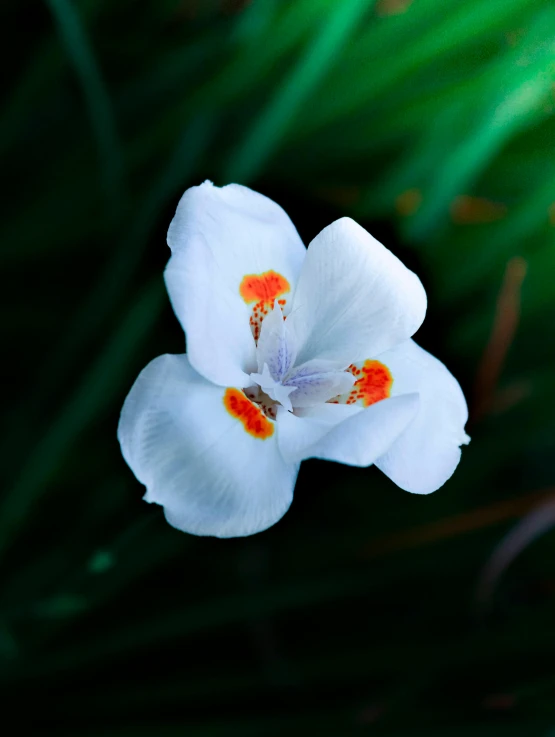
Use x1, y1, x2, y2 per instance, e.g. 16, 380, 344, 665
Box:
45, 0, 126, 213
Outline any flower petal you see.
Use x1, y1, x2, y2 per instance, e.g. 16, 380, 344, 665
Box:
287, 217, 427, 368
375, 340, 469, 494
255, 301, 297, 379
165, 182, 306, 387
277, 393, 420, 466
118, 354, 299, 537
283, 359, 356, 408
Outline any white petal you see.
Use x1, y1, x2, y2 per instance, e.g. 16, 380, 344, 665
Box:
287, 217, 427, 368
375, 340, 469, 494
165, 182, 306, 387
256, 301, 297, 378
118, 354, 299, 537
283, 360, 356, 408
277, 394, 420, 466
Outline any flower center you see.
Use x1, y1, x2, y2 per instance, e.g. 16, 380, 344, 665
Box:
237, 272, 394, 417
247, 301, 356, 415
243, 386, 279, 420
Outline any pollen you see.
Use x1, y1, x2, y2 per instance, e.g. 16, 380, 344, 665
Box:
223, 388, 274, 439
239, 270, 290, 341
346, 360, 393, 407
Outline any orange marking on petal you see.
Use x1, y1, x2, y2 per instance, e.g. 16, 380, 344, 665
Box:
240, 271, 290, 341
349, 360, 392, 407
239, 270, 290, 304
223, 388, 274, 440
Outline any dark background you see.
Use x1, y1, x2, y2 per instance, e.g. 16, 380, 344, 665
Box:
2, 1, 555, 734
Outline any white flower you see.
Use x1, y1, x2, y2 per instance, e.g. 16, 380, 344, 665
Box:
118, 182, 469, 538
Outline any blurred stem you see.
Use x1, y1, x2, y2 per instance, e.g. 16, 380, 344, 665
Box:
45, 0, 127, 216
362, 488, 552, 559
0, 0, 100, 156
0, 114, 214, 484
472, 257, 527, 422
223, 0, 373, 181
0, 280, 164, 561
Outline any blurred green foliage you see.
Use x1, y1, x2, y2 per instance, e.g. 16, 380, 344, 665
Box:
3, 0, 555, 734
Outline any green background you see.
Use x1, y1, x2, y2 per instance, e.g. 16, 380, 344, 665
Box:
3, 0, 555, 734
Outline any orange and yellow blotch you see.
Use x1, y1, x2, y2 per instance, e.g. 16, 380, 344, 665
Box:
347, 360, 393, 407
239, 270, 290, 304
223, 388, 274, 440
329, 360, 393, 407
239, 270, 290, 341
